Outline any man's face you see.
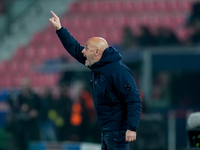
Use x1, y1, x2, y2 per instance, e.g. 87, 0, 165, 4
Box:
81, 42, 96, 67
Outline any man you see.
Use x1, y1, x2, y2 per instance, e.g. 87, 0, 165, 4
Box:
14, 78, 41, 150
49, 11, 142, 150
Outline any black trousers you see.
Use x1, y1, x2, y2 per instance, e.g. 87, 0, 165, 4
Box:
101, 130, 130, 150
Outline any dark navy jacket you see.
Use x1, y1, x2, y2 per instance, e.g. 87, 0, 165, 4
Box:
56, 27, 142, 132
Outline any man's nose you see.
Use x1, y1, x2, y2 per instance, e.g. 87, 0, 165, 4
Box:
81, 48, 85, 53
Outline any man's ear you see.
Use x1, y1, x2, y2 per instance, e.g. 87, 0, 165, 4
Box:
95, 49, 100, 55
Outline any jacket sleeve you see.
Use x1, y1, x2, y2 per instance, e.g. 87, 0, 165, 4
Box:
56, 27, 86, 65
113, 69, 142, 131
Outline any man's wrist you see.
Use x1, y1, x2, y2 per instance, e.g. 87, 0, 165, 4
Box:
56, 25, 62, 30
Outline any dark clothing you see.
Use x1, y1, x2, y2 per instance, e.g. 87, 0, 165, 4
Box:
138, 26, 157, 47
101, 131, 130, 150
51, 94, 72, 141
17, 91, 41, 112
17, 91, 41, 140
156, 27, 179, 46
40, 93, 57, 141
120, 26, 136, 50
56, 27, 142, 132
191, 30, 200, 44
8, 90, 42, 150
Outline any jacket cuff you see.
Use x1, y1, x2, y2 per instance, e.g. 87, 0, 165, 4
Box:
56, 26, 63, 33
127, 126, 137, 131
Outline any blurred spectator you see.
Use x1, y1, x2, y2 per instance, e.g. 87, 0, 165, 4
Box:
6, 78, 42, 150
120, 26, 137, 50
186, 2, 200, 45
39, 87, 57, 141
48, 84, 72, 141
68, 80, 96, 142
186, 2, 200, 27
190, 20, 200, 45
137, 26, 157, 47
6, 91, 19, 149
58, 71, 75, 86
156, 27, 179, 46
151, 72, 171, 108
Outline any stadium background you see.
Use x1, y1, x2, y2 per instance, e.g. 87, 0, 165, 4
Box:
0, 0, 200, 150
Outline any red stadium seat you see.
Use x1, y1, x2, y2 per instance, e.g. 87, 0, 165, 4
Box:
132, 1, 145, 12
112, 15, 127, 29
156, 15, 173, 28
24, 46, 37, 59
0, 76, 12, 87
13, 47, 26, 60
73, 17, 84, 28
84, 17, 93, 28
127, 16, 140, 29
138, 15, 150, 26
179, 0, 191, 12
111, 2, 123, 12
0, 76, 4, 87
143, 1, 157, 12
8, 60, 19, 73
90, 1, 108, 13
142, 15, 156, 27
176, 28, 190, 42
21, 60, 31, 72
121, 2, 134, 13
62, 18, 74, 28
70, 2, 80, 13
47, 46, 61, 59
12, 75, 23, 87
44, 74, 59, 87
30, 74, 58, 87
103, 17, 116, 29
0, 61, 9, 73
79, 2, 90, 13
89, 1, 101, 13
91, 17, 104, 29
154, 1, 168, 12
108, 30, 122, 45
31, 74, 45, 87
167, 1, 179, 11
31, 32, 44, 46
174, 14, 185, 27
36, 46, 48, 61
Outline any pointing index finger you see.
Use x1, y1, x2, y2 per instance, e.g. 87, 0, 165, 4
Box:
51, 11, 58, 18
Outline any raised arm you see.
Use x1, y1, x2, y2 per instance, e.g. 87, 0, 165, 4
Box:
49, 11, 86, 65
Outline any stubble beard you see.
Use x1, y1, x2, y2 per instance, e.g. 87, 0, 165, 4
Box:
85, 59, 90, 67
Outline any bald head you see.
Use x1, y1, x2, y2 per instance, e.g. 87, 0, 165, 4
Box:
87, 37, 109, 53
20, 78, 31, 87
82, 37, 109, 67
20, 77, 32, 95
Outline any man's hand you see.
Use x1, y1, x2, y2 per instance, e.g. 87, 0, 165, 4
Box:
125, 130, 136, 142
49, 11, 62, 30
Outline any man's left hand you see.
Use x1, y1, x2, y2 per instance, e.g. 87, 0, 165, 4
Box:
125, 130, 136, 142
